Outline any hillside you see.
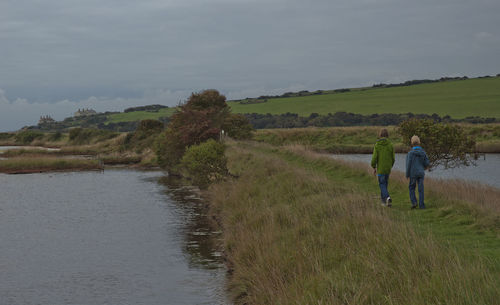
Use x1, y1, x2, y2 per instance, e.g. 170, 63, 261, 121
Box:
30, 76, 500, 132
228, 76, 500, 118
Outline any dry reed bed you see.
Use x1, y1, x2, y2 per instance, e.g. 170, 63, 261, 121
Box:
208, 142, 499, 304
0, 157, 102, 174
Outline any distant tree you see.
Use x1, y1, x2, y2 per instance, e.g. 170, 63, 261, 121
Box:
398, 119, 477, 169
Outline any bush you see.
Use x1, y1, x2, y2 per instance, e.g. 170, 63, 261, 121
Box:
15, 130, 44, 144
136, 119, 164, 134
398, 119, 477, 169
69, 128, 119, 145
154, 129, 186, 172
222, 114, 254, 140
0, 132, 15, 141
122, 120, 165, 152
180, 139, 228, 188
47, 132, 63, 141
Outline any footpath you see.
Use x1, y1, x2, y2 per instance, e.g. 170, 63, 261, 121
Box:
268, 144, 500, 271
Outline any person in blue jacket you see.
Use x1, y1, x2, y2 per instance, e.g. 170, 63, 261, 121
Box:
405, 135, 430, 209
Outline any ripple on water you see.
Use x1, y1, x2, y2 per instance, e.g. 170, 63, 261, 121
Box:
0, 169, 229, 305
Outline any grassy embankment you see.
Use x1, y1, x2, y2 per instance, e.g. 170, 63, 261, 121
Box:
254, 124, 500, 153
208, 141, 500, 304
229, 77, 500, 118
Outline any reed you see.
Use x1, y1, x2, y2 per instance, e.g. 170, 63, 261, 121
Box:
0, 157, 102, 174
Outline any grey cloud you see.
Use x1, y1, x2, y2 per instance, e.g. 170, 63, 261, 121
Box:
1, 0, 500, 130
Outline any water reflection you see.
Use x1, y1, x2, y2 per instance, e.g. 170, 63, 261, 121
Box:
159, 175, 224, 270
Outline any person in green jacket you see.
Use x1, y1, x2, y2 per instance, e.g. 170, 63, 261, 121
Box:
371, 128, 395, 207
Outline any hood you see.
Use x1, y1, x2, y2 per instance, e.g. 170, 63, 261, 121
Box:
411, 147, 426, 157
376, 138, 390, 146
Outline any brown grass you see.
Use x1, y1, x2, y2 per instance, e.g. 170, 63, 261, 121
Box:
0, 156, 103, 174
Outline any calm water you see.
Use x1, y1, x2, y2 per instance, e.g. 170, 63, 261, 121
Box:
330, 153, 500, 189
0, 146, 60, 152
0, 169, 228, 305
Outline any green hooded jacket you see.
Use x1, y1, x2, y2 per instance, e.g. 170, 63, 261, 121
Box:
371, 138, 395, 175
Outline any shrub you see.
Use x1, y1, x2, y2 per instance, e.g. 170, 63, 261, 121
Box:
122, 120, 165, 152
47, 132, 63, 142
154, 129, 186, 172
398, 119, 476, 169
222, 113, 254, 140
136, 119, 164, 134
180, 139, 228, 188
15, 130, 44, 144
68, 128, 119, 145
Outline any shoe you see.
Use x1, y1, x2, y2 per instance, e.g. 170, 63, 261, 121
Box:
386, 197, 392, 207
411, 204, 417, 209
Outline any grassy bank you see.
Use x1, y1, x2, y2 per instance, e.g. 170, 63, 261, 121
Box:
207, 141, 500, 304
254, 124, 500, 153
228, 76, 500, 118
0, 157, 103, 174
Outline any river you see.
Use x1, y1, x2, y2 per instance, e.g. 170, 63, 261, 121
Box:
0, 169, 228, 305
330, 153, 500, 189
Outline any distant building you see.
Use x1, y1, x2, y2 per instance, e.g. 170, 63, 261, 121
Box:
74, 108, 97, 117
39, 115, 55, 124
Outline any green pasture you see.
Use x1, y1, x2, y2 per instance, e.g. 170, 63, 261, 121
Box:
107, 107, 176, 123
228, 77, 500, 118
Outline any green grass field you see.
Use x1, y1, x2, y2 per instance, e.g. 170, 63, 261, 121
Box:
228, 77, 500, 118
106, 107, 176, 123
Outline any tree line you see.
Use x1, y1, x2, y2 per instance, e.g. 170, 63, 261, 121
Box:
244, 112, 499, 129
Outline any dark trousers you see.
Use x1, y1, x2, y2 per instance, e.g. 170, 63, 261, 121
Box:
378, 174, 390, 203
409, 176, 425, 208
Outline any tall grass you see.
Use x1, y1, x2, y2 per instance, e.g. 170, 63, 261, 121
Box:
208, 142, 499, 304
254, 124, 500, 153
284, 144, 500, 231
255, 126, 405, 153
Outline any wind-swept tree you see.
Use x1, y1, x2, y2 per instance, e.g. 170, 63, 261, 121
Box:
398, 119, 477, 169
155, 90, 231, 172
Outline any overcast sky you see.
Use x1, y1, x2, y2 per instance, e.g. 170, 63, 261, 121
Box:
1, 0, 499, 131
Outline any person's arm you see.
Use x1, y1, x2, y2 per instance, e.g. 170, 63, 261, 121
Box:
405, 153, 411, 178
423, 152, 430, 170
391, 144, 395, 166
371, 146, 378, 175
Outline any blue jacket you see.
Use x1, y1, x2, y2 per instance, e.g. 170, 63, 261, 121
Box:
405, 146, 430, 178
